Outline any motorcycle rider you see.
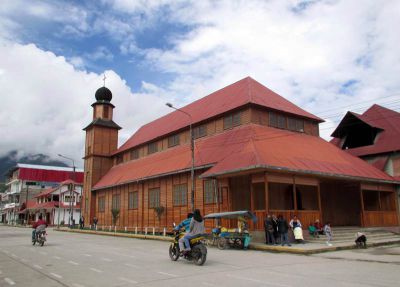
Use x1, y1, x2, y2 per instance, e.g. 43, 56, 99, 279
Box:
32, 214, 47, 242
175, 213, 193, 232
181, 209, 204, 252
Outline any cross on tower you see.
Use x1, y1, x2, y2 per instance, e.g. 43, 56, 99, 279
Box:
103, 73, 106, 87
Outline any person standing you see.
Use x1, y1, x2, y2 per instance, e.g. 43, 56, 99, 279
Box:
289, 215, 304, 243
79, 216, 85, 229
264, 214, 275, 245
324, 222, 333, 246
277, 214, 291, 246
272, 214, 279, 244
93, 216, 98, 230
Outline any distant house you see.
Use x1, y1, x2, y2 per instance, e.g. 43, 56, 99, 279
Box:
331, 104, 400, 215
1, 163, 83, 225
82, 78, 399, 231
23, 179, 83, 226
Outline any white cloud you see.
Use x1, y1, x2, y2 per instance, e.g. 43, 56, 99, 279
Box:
0, 42, 168, 167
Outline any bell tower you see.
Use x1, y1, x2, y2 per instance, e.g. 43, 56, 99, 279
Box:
82, 86, 121, 225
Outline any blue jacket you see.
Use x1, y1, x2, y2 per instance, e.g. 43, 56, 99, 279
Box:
175, 218, 191, 232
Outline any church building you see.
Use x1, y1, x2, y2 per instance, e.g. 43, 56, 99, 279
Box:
81, 77, 399, 231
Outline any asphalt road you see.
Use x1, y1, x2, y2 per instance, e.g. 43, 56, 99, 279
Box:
0, 226, 399, 287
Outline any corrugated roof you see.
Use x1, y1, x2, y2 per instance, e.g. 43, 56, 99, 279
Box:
94, 124, 395, 190
17, 167, 84, 183
331, 104, 400, 157
115, 77, 323, 155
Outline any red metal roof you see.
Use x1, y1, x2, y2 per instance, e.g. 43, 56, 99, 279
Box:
116, 77, 323, 155
331, 104, 400, 157
18, 167, 83, 183
94, 124, 395, 190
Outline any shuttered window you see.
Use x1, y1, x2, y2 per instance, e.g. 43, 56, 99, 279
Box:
149, 188, 160, 208
98, 196, 105, 212
173, 184, 187, 206
128, 192, 138, 209
112, 194, 120, 210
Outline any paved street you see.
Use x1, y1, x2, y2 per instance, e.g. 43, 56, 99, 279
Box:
0, 226, 399, 287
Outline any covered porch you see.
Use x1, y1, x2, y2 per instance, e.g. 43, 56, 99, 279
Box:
214, 172, 399, 231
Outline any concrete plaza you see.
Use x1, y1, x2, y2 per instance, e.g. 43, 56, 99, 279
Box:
0, 226, 399, 287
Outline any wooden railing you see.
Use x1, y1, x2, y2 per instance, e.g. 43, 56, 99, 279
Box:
362, 211, 399, 227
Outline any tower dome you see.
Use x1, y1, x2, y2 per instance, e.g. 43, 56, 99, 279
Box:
95, 86, 112, 102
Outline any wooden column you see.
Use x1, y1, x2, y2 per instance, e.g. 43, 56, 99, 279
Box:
265, 172, 269, 215
359, 185, 365, 227
292, 176, 297, 212
317, 181, 323, 221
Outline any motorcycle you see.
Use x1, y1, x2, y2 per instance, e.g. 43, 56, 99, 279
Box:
32, 230, 47, 246
169, 224, 207, 266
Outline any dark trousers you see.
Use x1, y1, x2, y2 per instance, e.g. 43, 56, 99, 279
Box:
265, 230, 276, 244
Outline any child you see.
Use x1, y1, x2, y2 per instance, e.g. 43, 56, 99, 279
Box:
355, 232, 367, 248
324, 222, 333, 246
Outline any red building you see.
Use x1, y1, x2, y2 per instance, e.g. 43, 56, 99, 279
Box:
81, 78, 399, 232
2, 163, 83, 224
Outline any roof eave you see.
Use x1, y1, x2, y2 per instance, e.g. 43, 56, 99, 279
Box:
200, 164, 399, 185
92, 164, 215, 191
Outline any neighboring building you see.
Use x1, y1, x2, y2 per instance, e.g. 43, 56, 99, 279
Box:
1, 163, 83, 224
21, 179, 83, 226
331, 104, 400, 214
82, 77, 399, 231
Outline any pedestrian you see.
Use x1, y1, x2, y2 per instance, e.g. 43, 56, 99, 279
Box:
272, 214, 279, 244
93, 216, 98, 230
79, 216, 85, 229
324, 222, 333, 246
277, 214, 291, 246
264, 214, 275, 245
289, 215, 304, 243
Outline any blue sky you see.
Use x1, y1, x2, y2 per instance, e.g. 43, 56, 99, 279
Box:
0, 0, 399, 166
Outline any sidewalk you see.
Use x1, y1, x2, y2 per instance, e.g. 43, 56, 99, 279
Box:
55, 227, 400, 254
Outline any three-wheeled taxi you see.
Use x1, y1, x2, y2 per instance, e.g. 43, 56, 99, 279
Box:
204, 210, 257, 250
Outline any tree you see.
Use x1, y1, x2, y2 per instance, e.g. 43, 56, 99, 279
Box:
153, 206, 165, 221
111, 208, 120, 226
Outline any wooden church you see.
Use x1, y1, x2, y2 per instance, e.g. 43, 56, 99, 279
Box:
81, 77, 399, 231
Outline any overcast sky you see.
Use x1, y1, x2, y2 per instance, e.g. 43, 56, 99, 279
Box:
0, 0, 399, 167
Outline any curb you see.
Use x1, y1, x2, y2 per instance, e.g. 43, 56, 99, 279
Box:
55, 228, 173, 242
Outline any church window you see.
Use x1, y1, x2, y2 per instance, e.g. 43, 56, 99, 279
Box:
173, 184, 187, 206
224, 112, 242, 130
98, 196, 105, 212
131, 149, 139, 160
112, 194, 120, 210
148, 142, 158, 154
168, 134, 180, 147
269, 112, 286, 129
288, 117, 304, 132
128, 192, 138, 209
149, 188, 160, 208
193, 125, 207, 139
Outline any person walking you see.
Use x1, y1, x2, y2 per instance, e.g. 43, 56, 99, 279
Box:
79, 216, 85, 229
277, 214, 291, 246
324, 222, 333, 246
264, 214, 275, 245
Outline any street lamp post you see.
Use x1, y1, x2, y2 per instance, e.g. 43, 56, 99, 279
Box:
166, 103, 195, 211
58, 154, 76, 228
